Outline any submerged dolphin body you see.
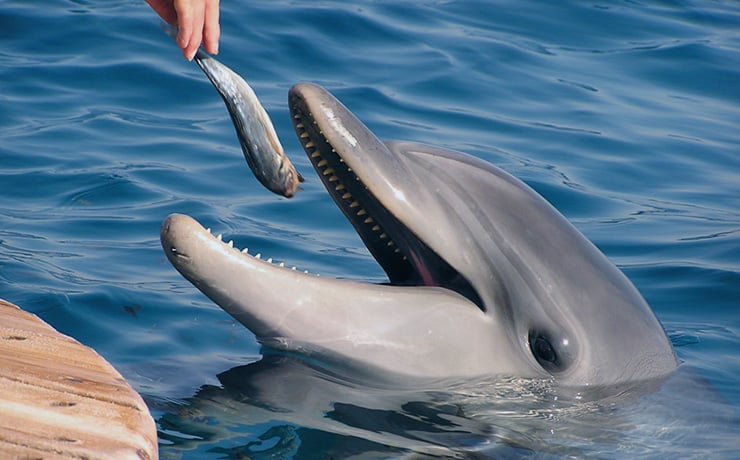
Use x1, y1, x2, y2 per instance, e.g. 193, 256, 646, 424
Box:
161, 83, 677, 387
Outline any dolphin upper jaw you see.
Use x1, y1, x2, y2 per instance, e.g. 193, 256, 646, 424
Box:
288, 83, 487, 307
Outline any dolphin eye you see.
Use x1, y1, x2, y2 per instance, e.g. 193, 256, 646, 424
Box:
529, 330, 570, 374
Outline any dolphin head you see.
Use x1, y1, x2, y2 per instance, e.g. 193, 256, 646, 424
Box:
161, 82, 677, 387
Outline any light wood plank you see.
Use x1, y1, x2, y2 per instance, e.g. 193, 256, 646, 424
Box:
0, 299, 157, 459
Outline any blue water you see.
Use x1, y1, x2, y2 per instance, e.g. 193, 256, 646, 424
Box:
2, 0, 739, 457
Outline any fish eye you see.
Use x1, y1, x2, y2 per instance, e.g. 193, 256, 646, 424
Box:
529, 330, 570, 374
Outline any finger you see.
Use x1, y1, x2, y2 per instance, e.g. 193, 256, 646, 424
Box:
203, 0, 220, 55
174, 11, 193, 54
184, 17, 204, 61
175, 0, 202, 60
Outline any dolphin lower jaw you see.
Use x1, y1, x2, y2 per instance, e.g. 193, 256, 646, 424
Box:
160, 213, 530, 379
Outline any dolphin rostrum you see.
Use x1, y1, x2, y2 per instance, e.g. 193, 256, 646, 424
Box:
161, 82, 677, 387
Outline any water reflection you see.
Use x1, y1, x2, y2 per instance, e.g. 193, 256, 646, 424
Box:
158, 355, 739, 458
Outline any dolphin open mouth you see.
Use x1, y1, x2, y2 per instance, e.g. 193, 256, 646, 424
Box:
161, 82, 484, 316
288, 83, 483, 310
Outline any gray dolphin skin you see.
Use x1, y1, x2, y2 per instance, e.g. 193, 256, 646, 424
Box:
161, 82, 678, 387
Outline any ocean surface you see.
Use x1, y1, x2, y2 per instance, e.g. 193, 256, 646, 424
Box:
2, 1, 739, 458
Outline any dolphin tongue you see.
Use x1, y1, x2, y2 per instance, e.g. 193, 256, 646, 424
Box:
408, 252, 438, 287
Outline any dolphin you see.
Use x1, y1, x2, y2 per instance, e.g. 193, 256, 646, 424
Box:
161, 82, 677, 387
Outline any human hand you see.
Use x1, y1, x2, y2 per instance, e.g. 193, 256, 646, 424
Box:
146, 0, 220, 60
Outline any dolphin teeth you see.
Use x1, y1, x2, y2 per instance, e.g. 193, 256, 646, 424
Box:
342, 192, 352, 200
242, 248, 249, 254
379, 233, 387, 239
387, 241, 395, 247
349, 201, 360, 208
216, 234, 223, 241
317, 159, 328, 167
329, 175, 339, 182
310, 151, 321, 158
206, 228, 211, 233
295, 122, 304, 128
371, 225, 381, 231
394, 248, 401, 254
292, 266, 297, 270
267, 257, 273, 263
322, 168, 335, 176
357, 209, 367, 216
299, 131, 310, 139
364, 217, 374, 224
255, 253, 262, 259
228, 240, 234, 248
279, 262, 285, 268
335, 184, 345, 191
304, 140, 315, 148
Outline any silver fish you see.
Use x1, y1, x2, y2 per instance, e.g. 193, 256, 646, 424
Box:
194, 50, 303, 197
163, 23, 303, 197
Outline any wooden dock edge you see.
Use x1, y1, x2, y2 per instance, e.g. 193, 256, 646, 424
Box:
0, 299, 158, 459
